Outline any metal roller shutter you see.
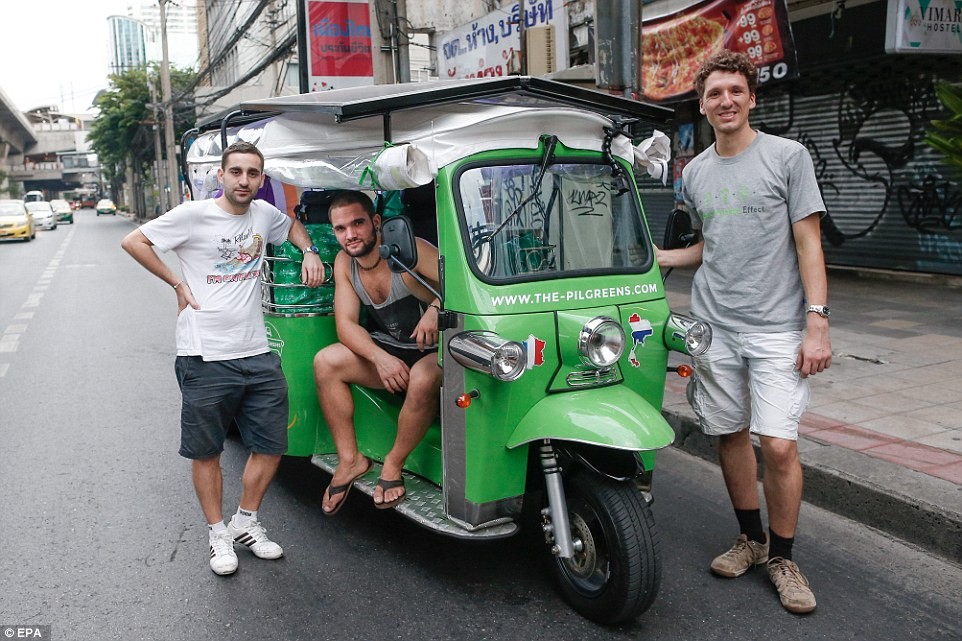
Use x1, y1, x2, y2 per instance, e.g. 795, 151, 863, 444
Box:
752, 57, 961, 275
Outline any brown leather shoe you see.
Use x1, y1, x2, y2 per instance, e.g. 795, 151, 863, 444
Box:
767, 557, 817, 614
710, 534, 769, 577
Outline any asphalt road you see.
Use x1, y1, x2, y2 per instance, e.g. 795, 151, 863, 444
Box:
1, 210, 960, 641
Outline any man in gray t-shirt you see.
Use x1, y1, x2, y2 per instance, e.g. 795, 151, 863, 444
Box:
657, 51, 832, 615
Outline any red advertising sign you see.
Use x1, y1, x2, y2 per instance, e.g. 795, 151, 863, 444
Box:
306, 0, 373, 90
641, 0, 798, 103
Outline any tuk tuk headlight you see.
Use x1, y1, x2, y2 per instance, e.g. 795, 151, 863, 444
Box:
449, 331, 526, 382
665, 313, 713, 357
685, 322, 711, 356
579, 317, 625, 368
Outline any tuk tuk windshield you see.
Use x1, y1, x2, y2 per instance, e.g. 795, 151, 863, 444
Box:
458, 162, 653, 281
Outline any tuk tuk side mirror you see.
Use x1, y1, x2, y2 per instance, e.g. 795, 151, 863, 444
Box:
379, 215, 418, 273
663, 209, 699, 250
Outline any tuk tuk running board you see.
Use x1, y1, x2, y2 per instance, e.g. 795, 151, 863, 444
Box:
311, 454, 519, 540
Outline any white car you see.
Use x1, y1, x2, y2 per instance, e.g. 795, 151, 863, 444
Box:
50, 199, 74, 224
25, 201, 57, 231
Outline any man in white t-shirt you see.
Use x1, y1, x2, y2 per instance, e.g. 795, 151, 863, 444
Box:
121, 142, 324, 576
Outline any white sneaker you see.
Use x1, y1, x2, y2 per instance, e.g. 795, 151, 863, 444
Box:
209, 531, 238, 576
228, 518, 284, 560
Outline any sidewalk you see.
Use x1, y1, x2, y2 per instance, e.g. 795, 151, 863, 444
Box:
661, 267, 962, 563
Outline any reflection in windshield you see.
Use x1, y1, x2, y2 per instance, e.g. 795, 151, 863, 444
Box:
459, 163, 651, 280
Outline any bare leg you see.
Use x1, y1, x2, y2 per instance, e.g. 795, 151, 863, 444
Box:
192, 455, 224, 525
759, 436, 802, 537
375, 357, 442, 505
718, 429, 760, 512
238, 452, 282, 512
314, 345, 382, 512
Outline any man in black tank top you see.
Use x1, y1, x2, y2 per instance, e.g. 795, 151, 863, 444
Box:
313, 191, 442, 513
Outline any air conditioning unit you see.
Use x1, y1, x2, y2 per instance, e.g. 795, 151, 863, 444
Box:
526, 25, 556, 76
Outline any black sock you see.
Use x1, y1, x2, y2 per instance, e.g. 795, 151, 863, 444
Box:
735, 508, 765, 544
769, 528, 794, 561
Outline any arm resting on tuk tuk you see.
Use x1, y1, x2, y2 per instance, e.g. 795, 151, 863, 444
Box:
407, 238, 442, 351
655, 241, 704, 269
287, 219, 326, 288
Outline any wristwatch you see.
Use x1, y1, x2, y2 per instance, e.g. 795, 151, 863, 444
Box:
302, 245, 319, 255
807, 304, 831, 318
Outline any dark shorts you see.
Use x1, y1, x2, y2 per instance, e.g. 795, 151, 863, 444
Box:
174, 352, 289, 459
375, 339, 439, 369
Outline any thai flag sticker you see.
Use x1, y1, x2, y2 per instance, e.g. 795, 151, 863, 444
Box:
525, 334, 546, 369
627, 313, 654, 368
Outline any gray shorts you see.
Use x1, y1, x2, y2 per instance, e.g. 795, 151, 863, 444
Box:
174, 352, 289, 459
687, 327, 810, 441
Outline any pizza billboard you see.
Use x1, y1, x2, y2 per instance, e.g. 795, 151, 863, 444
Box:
641, 0, 799, 103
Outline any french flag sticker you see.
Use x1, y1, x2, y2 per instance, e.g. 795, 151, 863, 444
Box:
525, 334, 546, 369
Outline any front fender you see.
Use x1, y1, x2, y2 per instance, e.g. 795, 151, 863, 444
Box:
505, 386, 675, 451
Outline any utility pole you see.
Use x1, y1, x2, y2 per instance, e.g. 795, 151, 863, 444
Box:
148, 79, 167, 214
159, 0, 180, 208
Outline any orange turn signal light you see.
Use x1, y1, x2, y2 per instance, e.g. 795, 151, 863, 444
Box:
456, 389, 480, 408
675, 364, 693, 378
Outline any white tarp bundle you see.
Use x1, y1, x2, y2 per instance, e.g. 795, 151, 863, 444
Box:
632, 130, 671, 185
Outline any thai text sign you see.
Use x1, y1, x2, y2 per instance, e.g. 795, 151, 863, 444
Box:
885, 0, 962, 53
641, 0, 798, 102
439, 0, 568, 79
305, 0, 374, 90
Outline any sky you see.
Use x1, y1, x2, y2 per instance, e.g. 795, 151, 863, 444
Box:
0, 0, 133, 113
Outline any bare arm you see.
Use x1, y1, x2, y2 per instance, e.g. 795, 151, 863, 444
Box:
655, 240, 705, 269
793, 214, 832, 377
120, 229, 199, 311
406, 238, 442, 350
286, 219, 325, 287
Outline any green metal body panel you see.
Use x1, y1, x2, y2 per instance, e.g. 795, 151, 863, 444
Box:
264, 315, 336, 457
505, 386, 675, 451
349, 386, 444, 484
453, 312, 560, 504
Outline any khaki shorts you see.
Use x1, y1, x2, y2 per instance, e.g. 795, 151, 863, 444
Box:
687, 327, 809, 441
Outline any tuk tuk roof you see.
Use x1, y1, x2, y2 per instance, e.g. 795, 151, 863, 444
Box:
238, 76, 672, 126
186, 78, 672, 193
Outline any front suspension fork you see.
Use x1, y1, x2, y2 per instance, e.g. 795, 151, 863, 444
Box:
539, 439, 579, 559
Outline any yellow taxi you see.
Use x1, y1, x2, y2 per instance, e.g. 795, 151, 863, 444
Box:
0, 199, 35, 242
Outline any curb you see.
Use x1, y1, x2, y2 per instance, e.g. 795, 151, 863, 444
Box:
663, 406, 962, 564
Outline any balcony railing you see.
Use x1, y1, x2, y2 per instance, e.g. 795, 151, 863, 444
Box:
7, 162, 100, 181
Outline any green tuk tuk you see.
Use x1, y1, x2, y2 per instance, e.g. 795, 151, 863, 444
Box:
184, 77, 710, 624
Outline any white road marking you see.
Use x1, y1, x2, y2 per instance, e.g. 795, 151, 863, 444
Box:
14, 312, 34, 320
22, 294, 43, 308
5, 324, 28, 334
0, 335, 19, 352
0, 363, 8, 377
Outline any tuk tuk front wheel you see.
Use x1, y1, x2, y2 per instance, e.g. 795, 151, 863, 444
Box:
547, 469, 661, 625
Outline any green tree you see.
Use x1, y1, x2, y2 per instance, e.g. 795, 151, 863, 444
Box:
926, 81, 962, 179
87, 64, 197, 205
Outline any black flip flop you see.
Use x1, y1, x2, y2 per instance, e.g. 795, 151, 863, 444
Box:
373, 477, 406, 510
322, 457, 373, 516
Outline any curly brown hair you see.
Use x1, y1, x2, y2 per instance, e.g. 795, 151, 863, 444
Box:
694, 50, 758, 98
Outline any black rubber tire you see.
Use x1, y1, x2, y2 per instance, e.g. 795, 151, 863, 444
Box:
547, 470, 661, 625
